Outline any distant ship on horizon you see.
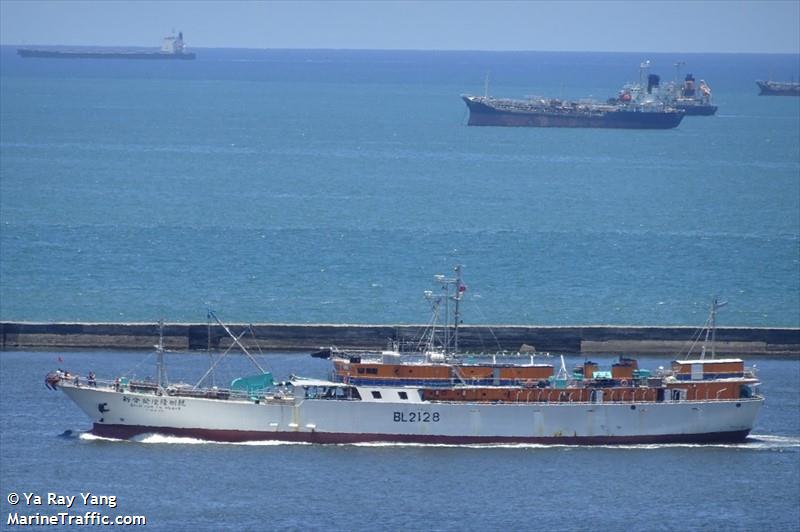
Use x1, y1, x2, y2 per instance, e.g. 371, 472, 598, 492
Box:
617, 61, 717, 116
17, 31, 196, 60
462, 94, 684, 130
462, 63, 685, 130
756, 80, 800, 96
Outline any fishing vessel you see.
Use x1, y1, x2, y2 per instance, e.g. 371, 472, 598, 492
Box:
17, 32, 196, 60
756, 80, 800, 96
45, 279, 763, 445
48, 358, 762, 445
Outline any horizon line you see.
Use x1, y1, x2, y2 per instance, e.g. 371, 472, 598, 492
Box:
3, 44, 800, 56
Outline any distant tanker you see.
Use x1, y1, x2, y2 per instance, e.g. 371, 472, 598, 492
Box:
756, 80, 800, 96
17, 32, 196, 60
462, 94, 684, 129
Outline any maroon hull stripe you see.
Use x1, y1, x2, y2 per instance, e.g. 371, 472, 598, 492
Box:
91, 424, 751, 445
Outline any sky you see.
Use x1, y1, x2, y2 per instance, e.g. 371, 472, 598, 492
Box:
1, 0, 798, 54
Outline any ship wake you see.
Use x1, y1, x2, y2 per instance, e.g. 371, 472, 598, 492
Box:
75, 432, 798, 450
79, 431, 311, 446
348, 436, 800, 451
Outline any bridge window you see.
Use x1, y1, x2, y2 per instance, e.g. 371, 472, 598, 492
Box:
371, 391, 382, 399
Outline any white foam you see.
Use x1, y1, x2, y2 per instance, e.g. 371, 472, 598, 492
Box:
348, 435, 800, 451
347, 441, 558, 449
79, 432, 126, 443
133, 433, 311, 446
77, 430, 309, 446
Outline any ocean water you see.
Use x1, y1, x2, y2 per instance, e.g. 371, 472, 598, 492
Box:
1, 48, 798, 327
0, 350, 798, 531
0, 48, 799, 530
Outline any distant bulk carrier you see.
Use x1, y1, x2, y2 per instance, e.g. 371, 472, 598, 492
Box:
756, 80, 800, 96
17, 32, 196, 60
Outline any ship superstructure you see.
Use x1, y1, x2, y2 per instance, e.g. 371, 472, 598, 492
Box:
616, 61, 717, 116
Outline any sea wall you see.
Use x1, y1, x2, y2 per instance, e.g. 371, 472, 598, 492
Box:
1, 321, 798, 356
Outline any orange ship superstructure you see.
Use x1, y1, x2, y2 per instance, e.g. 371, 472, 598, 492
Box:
331, 353, 759, 405
331, 353, 555, 387
322, 271, 760, 408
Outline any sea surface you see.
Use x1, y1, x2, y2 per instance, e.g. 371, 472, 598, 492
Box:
1, 48, 798, 327
0, 350, 798, 531
1, 48, 799, 531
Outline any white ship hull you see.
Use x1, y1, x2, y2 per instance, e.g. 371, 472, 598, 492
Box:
60, 383, 762, 445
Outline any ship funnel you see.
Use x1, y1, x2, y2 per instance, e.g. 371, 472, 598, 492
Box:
647, 74, 661, 94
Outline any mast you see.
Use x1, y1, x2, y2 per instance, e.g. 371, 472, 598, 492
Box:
156, 319, 167, 389
422, 266, 468, 356
673, 61, 685, 84
453, 265, 464, 354
423, 289, 440, 357
430, 265, 466, 354
710, 297, 727, 359
442, 274, 451, 350
700, 297, 727, 360
207, 310, 216, 386
639, 60, 650, 86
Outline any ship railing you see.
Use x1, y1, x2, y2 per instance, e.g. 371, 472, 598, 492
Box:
343, 376, 465, 387
59, 375, 125, 392
744, 366, 758, 378
63, 374, 295, 402
431, 396, 762, 406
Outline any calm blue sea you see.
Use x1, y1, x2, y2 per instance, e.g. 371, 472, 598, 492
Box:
1, 48, 798, 327
0, 350, 798, 531
1, 48, 799, 531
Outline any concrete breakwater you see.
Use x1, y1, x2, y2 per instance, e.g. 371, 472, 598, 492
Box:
1, 321, 798, 356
